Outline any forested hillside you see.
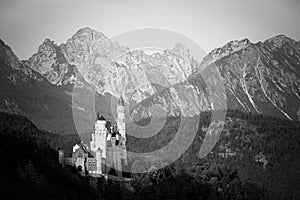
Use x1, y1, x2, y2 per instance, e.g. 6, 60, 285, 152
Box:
0, 112, 99, 199
127, 110, 300, 200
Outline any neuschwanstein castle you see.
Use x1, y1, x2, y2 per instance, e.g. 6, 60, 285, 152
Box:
58, 96, 127, 177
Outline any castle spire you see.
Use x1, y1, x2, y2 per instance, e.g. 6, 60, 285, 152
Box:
118, 95, 125, 106
96, 112, 106, 121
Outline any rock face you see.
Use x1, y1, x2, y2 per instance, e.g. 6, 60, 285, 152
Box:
25, 38, 89, 90
59, 27, 197, 101
109, 47, 198, 103
59, 27, 127, 93
132, 35, 300, 121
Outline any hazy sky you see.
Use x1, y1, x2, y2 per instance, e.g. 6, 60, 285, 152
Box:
0, 0, 299, 60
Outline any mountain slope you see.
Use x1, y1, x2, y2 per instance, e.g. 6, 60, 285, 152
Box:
131, 35, 300, 121
212, 35, 300, 120
0, 39, 90, 134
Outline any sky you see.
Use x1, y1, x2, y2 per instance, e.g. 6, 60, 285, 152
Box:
0, 0, 299, 60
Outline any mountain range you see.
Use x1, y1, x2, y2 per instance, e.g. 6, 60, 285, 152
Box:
0, 27, 300, 135
132, 35, 300, 121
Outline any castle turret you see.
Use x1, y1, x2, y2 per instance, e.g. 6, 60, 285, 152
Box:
117, 96, 125, 138
58, 149, 64, 167
73, 144, 80, 153
90, 112, 107, 158
117, 95, 127, 165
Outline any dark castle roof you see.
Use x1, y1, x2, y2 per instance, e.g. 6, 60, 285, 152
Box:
118, 95, 125, 106
96, 112, 106, 121
73, 143, 94, 158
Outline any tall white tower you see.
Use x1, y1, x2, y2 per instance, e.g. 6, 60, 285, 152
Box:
58, 149, 64, 167
117, 95, 127, 164
117, 96, 126, 139
90, 113, 107, 158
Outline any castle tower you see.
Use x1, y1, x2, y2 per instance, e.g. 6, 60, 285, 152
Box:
73, 144, 80, 153
58, 149, 64, 167
90, 113, 107, 159
117, 96, 125, 138
117, 95, 127, 165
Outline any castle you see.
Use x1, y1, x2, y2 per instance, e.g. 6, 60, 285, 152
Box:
58, 96, 128, 177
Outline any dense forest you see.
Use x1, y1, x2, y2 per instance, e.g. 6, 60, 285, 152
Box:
0, 112, 100, 199
0, 110, 299, 199
127, 110, 300, 200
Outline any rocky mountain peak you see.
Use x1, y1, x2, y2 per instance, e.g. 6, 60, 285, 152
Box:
27, 39, 58, 75
226, 38, 250, 50
27, 27, 200, 100
264, 34, 297, 48
199, 34, 300, 121
70, 27, 106, 41
172, 43, 193, 60
173, 43, 188, 54
200, 38, 251, 69
26, 37, 88, 88
41, 38, 55, 46
37, 38, 56, 55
